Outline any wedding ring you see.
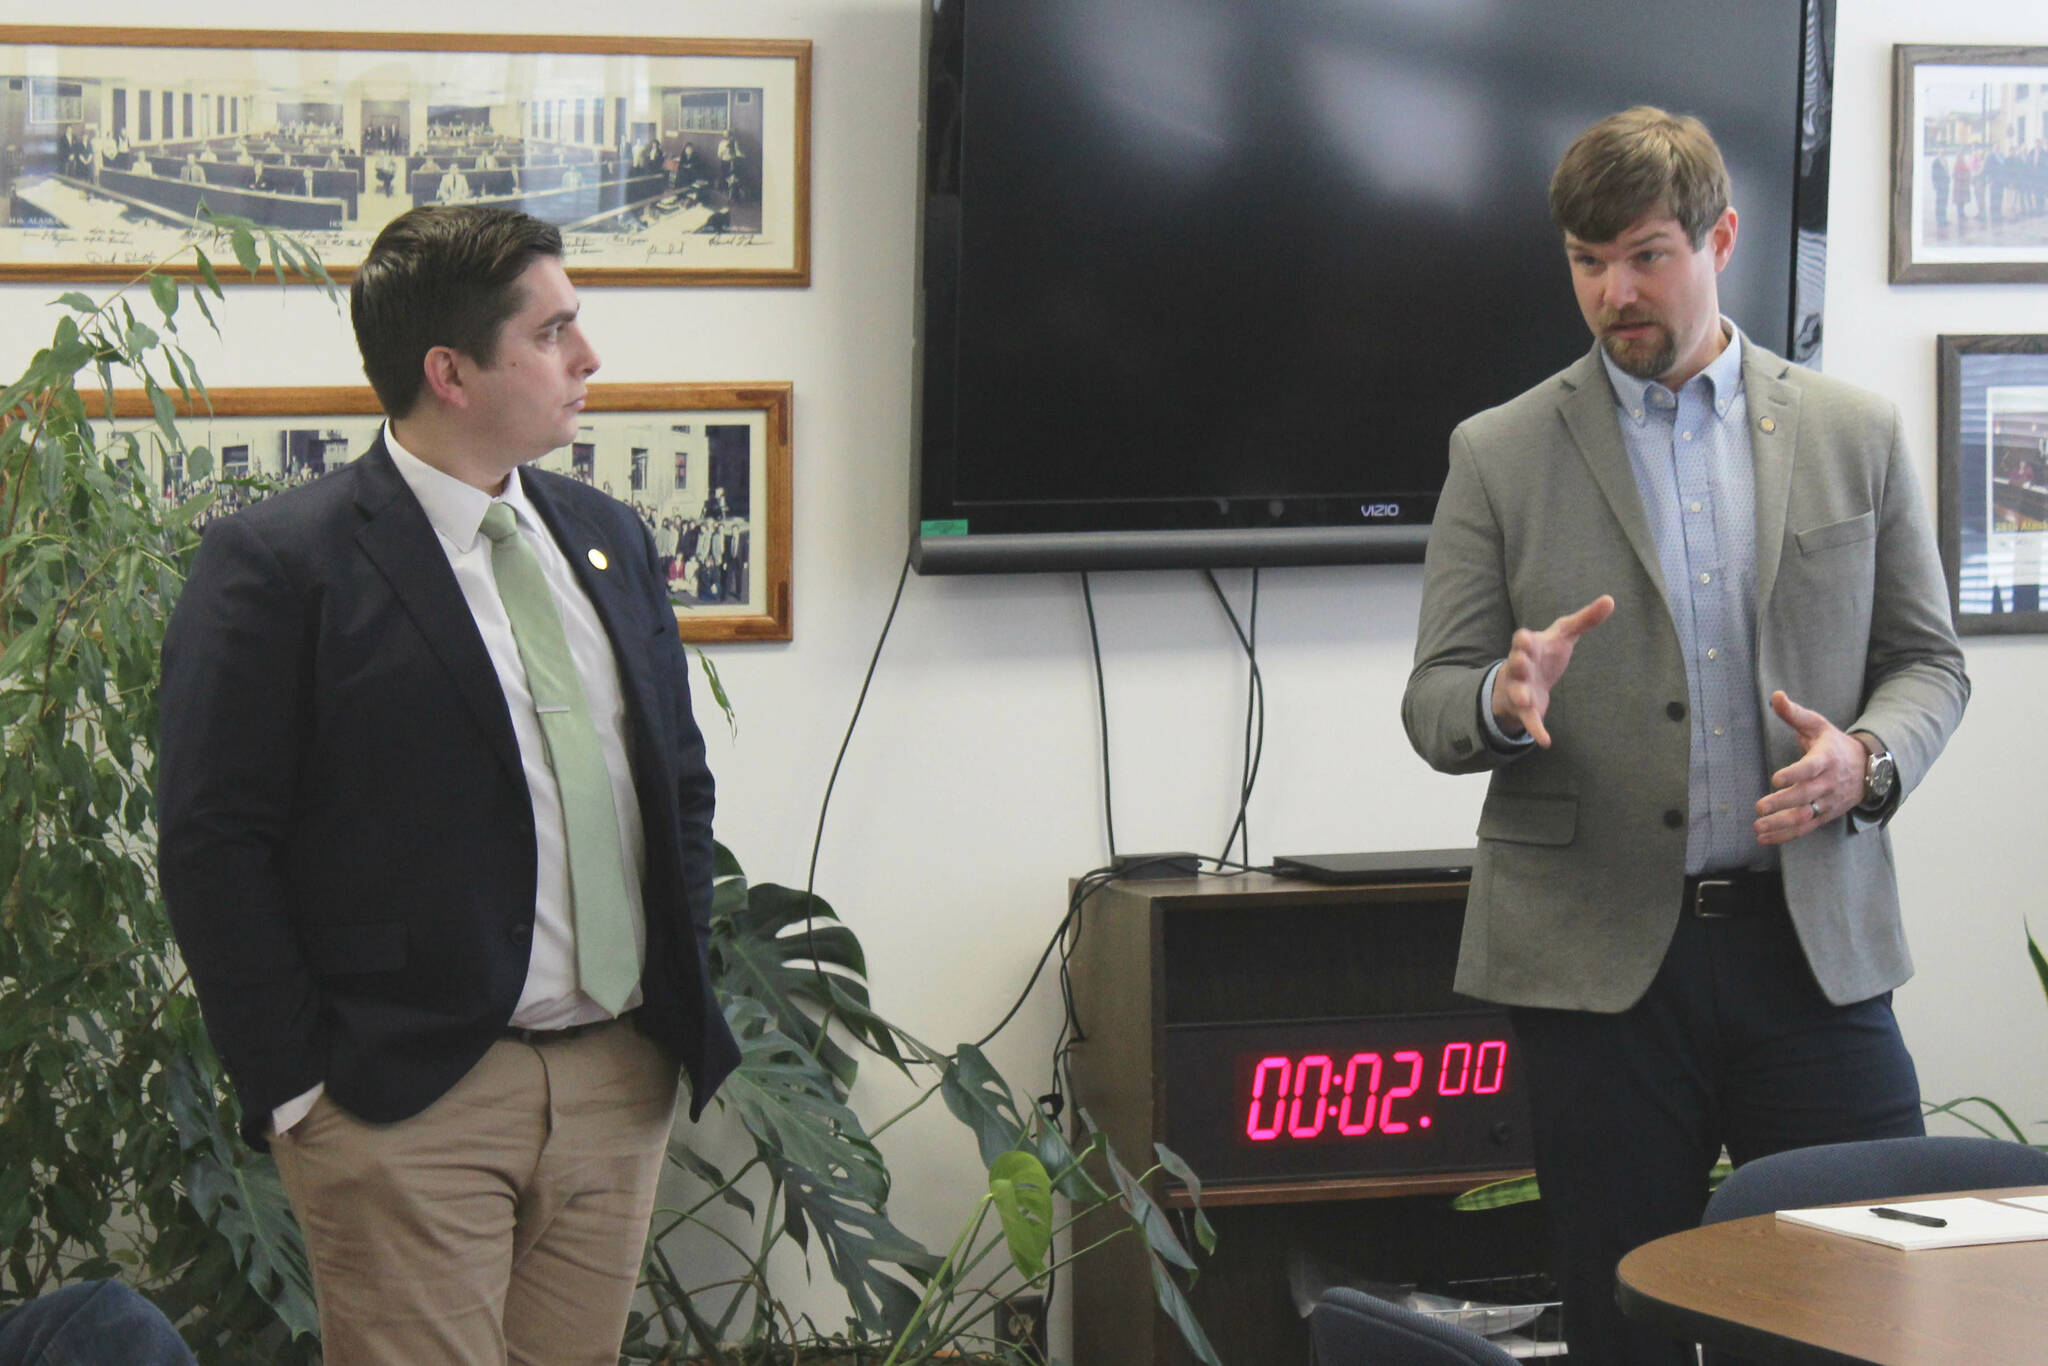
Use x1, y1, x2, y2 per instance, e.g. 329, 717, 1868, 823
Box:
1808, 800, 1824, 821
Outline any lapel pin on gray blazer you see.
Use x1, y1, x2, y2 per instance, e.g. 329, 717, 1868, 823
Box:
1400, 108, 1967, 1366
158, 205, 738, 1366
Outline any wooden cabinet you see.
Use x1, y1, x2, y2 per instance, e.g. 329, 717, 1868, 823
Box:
1067, 870, 1551, 1365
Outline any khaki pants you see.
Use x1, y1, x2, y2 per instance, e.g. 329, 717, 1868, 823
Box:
270, 1019, 679, 1366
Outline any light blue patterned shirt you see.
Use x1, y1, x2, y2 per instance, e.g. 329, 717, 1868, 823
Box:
1483, 322, 1772, 875
1602, 324, 1772, 874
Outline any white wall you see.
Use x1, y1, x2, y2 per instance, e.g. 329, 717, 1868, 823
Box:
9, 0, 2045, 1342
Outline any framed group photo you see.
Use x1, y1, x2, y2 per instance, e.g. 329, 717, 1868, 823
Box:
101, 382, 794, 642
1891, 44, 2048, 283
0, 25, 810, 285
1936, 334, 2048, 634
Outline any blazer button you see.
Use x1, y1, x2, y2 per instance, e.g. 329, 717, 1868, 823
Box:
508, 921, 531, 943
1663, 809, 1684, 830
1666, 701, 1686, 721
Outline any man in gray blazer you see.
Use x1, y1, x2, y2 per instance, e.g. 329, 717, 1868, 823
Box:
1403, 108, 1967, 1365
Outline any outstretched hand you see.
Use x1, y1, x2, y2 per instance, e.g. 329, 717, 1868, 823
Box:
1491, 595, 1615, 748
1754, 690, 1865, 845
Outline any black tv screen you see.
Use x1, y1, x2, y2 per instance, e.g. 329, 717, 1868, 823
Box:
913, 0, 1833, 574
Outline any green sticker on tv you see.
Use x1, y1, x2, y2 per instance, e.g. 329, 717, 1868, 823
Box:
921, 519, 970, 536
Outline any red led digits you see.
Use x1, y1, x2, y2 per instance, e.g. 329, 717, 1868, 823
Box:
1438, 1042, 1473, 1096
1242, 1040, 1509, 1142
1337, 1052, 1382, 1135
1473, 1040, 1507, 1094
1285, 1056, 1335, 1138
1246, 1056, 1290, 1140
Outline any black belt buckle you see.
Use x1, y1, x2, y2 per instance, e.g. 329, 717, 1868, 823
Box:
1691, 878, 1742, 919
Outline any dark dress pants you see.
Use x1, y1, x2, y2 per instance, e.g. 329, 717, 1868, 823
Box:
1510, 893, 1924, 1366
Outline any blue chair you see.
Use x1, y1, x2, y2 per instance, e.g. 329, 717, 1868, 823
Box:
1703, 1134, 2048, 1224
1310, 1287, 1519, 1366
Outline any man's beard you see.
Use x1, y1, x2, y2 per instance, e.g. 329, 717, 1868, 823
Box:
1598, 312, 1676, 381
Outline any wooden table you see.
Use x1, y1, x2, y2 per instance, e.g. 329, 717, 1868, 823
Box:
1616, 1185, 2048, 1364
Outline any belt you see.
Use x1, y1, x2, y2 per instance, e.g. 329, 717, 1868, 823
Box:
501, 1013, 624, 1046
1683, 870, 1786, 919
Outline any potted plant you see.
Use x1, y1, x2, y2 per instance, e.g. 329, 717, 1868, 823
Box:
0, 213, 335, 1363
626, 849, 1221, 1365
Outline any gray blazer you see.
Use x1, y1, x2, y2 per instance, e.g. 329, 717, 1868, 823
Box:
1402, 341, 1968, 1013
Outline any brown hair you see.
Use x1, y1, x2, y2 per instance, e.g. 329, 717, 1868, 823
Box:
350, 205, 563, 418
1548, 106, 1730, 249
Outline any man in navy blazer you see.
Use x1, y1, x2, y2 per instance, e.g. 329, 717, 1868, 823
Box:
158, 205, 739, 1365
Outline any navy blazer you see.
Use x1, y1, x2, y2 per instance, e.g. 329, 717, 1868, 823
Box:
159, 438, 739, 1147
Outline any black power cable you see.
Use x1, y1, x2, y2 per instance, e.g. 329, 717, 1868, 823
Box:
1079, 571, 1116, 862
1203, 568, 1265, 868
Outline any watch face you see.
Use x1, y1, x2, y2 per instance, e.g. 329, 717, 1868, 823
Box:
1869, 751, 1897, 799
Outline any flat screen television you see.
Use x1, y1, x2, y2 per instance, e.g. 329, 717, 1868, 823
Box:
912, 0, 1834, 574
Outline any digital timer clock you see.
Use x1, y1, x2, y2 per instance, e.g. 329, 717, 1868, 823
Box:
1161, 1012, 1532, 1183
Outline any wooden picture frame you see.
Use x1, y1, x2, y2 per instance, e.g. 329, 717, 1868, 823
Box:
1890, 44, 2048, 284
102, 382, 793, 642
1936, 334, 2048, 634
0, 25, 810, 285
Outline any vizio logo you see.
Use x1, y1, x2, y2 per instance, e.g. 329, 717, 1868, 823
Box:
1360, 502, 1402, 519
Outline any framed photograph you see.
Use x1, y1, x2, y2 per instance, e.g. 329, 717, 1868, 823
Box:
0, 25, 810, 285
101, 382, 793, 642
1891, 45, 2048, 283
1937, 334, 2048, 634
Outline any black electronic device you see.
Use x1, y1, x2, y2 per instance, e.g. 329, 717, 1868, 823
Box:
912, 0, 1833, 574
1162, 1011, 1530, 1183
1273, 849, 1474, 886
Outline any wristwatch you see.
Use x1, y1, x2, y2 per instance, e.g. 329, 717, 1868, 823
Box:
1854, 732, 1897, 810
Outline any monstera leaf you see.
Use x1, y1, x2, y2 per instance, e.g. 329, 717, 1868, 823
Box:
163, 1052, 319, 1343
708, 845, 910, 1088
939, 1043, 1104, 1201
711, 998, 936, 1335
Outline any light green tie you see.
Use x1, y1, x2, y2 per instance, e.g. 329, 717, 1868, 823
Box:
480, 501, 638, 1013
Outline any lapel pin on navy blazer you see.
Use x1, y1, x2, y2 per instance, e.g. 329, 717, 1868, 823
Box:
158, 205, 739, 1361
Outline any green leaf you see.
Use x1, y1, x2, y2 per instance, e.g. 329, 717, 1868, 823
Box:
713, 1002, 935, 1337
187, 446, 214, 482
940, 1044, 1032, 1171
716, 1000, 888, 1204
148, 272, 179, 325
711, 875, 906, 1089
1152, 1142, 1217, 1255
987, 1149, 1053, 1279
691, 646, 737, 738
164, 1053, 319, 1340
664, 1137, 755, 1219
145, 380, 179, 448
1452, 1173, 1542, 1211
0, 611, 55, 684
194, 247, 224, 300
56, 291, 97, 314
1101, 1131, 1197, 1274
1099, 1131, 1221, 1366
231, 225, 261, 277
2029, 922, 2048, 1008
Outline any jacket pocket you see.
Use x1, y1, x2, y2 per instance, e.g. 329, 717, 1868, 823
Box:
1794, 511, 1875, 555
304, 921, 408, 975
1477, 792, 1577, 846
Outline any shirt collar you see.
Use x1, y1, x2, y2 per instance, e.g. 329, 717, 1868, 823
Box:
1600, 316, 1747, 424
382, 422, 544, 552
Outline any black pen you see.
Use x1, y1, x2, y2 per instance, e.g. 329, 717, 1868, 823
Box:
1870, 1205, 1947, 1228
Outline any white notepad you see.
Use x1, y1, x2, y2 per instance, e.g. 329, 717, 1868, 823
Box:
1998, 1193, 2048, 1214
1776, 1197, 2048, 1250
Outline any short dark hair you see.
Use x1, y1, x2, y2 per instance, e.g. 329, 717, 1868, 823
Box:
1548, 106, 1731, 250
350, 206, 563, 418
